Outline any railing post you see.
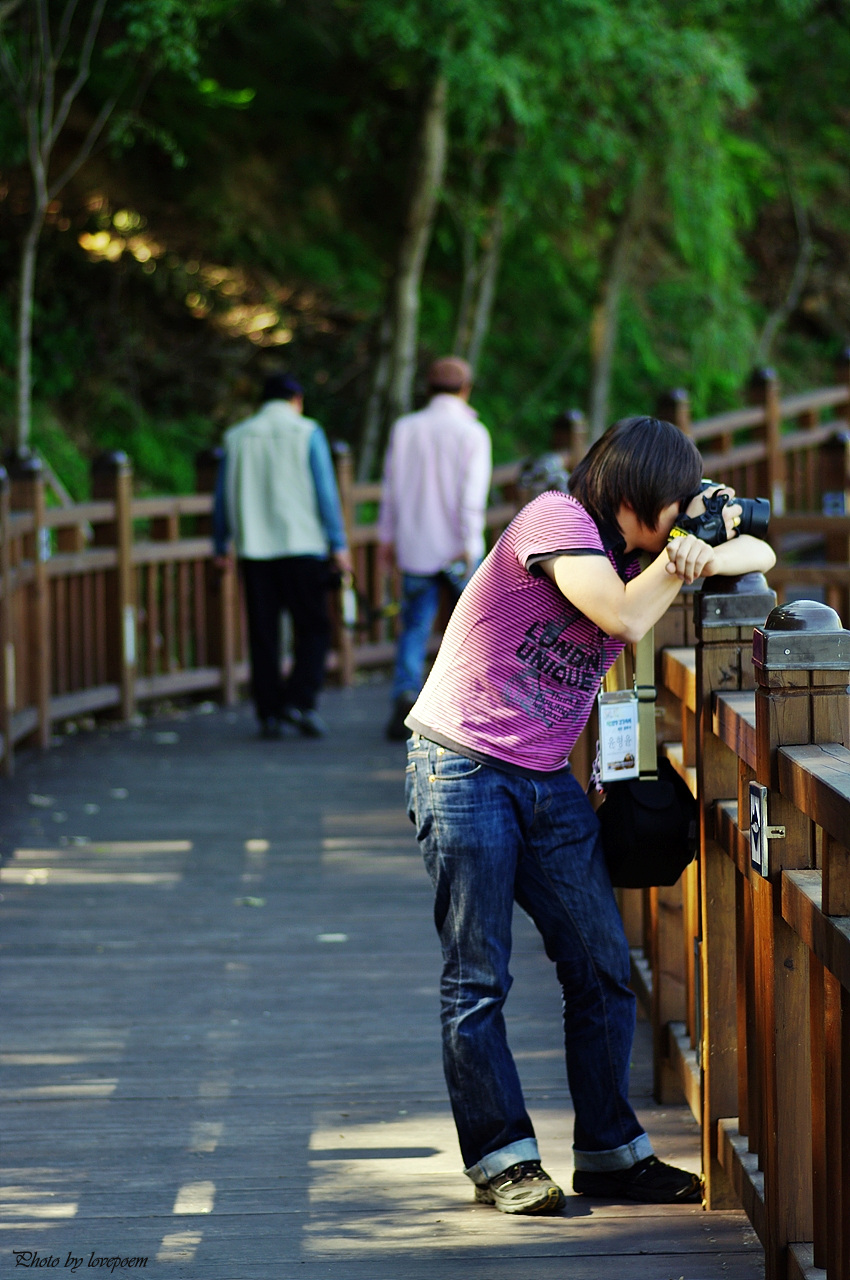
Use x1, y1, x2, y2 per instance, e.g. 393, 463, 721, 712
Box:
695, 571, 777, 1208
837, 346, 850, 434
6, 450, 51, 749
91, 452, 136, 722
657, 388, 692, 435
0, 466, 13, 774
749, 368, 785, 515
332, 441, 355, 687
751, 599, 850, 1279
550, 409, 588, 467
195, 447, 238, 706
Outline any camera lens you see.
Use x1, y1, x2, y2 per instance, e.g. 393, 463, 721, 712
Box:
737, 497, 770, 539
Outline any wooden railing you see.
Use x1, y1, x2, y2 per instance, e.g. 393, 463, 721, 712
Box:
2, 355, 850, 777
596, 576, 850, 1279
0, 449, 247, 772
344, 357, 850, 669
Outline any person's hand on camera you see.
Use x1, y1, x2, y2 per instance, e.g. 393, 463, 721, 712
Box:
717, 491, 744, 540
682, 484, 742, 542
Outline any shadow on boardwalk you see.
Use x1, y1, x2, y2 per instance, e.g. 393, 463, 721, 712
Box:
1, 680, 764, 1279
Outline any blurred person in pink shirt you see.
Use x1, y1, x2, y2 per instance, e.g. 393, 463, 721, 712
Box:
378, 356, 492, 740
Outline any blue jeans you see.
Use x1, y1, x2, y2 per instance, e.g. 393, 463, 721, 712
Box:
405, 736, 652, 1184
392, 573, 461, 700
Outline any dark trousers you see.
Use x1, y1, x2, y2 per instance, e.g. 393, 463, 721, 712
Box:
240, 556, 332, 721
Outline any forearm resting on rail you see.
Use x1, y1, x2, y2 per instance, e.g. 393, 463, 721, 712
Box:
543, 532, 775, 645
544, 554, 683, 644
685, 533, 776, 579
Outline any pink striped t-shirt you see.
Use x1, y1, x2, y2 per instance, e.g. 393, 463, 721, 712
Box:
407, 491, 641, 773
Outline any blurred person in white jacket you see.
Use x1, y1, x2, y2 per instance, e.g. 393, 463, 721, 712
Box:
378, 357, 492, 740
214, 373, 352, 740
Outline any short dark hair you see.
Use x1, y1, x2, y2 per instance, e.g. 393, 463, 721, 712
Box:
262, 372, 303, 402
567, 416, 703, 531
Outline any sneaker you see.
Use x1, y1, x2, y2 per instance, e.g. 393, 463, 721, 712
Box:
283, 707, 327, 738
385, 691, 416, 742
474, 1160, 565, 1215
573, 1155, 702, 1204
258, 716, 283, 740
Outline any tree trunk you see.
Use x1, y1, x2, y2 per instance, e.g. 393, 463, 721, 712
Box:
587, 176, 650, 440
356, 311, 392, 482
385, 73, 448, 424
451, 156, 485, 356
16, 205, 45, 450
452, 221, 479, 358
357, 73, 448, 479
5, 0, 110, 452
465, 203, 504, 375
755, 179, 812, 365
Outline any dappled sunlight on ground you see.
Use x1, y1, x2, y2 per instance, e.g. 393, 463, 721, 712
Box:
0, 689, 764, 1277
1, 840, 192, 887
300, 1085, 716, 1261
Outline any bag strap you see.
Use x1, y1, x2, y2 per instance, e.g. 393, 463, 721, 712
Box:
635, 626, 659, 780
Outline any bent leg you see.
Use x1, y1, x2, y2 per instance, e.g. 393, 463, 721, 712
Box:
516, 767, 651, 1172
406, 738, 539, 1180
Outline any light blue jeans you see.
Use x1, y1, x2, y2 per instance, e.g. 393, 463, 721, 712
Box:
405, 735, 652, 1185
392, 572, 462, 699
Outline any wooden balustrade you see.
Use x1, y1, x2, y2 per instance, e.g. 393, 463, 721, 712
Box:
600, 580, 850, 1279
0, 447, 251, 773
340, 355, 850, 662
2, 358, 850, 777
659, 354, 850, 623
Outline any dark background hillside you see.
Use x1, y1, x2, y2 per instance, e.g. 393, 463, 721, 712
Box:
2, 0, 849, 496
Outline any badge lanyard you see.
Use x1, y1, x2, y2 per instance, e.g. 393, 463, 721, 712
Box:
594, 627, 658, 785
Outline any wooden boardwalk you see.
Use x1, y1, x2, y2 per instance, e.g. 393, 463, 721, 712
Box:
1, 681, 764, 1279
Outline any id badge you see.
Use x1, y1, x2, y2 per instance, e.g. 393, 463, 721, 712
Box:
597, 690, 639, 781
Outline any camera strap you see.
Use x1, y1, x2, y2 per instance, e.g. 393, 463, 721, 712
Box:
634, 626, 659, 781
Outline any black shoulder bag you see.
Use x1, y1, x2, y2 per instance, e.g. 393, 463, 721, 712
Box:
597, 628, 698, 889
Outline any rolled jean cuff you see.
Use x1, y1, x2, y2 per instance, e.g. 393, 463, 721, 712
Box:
572, 1133, 653, 1172
465, 1138, 541, 1186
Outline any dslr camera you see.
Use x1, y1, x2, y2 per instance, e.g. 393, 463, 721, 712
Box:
671, 480, 770, 548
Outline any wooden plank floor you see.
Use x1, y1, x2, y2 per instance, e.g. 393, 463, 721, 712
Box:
0, 682, 764, 1278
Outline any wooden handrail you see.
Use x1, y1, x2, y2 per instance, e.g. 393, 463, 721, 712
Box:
605, 583, 850, 1278
1, 360, 849, 763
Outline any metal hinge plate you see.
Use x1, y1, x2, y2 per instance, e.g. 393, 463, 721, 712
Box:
748, 782, 785, 876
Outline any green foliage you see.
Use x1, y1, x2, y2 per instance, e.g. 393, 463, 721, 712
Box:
198, 78, 255, 108
86, 386, 214, 494
1, 0, 849, 488
30, 410, 92, 502
108, 0, 231, 74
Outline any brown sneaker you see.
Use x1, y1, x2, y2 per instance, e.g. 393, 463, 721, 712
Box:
474, 1160, 565, 1215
